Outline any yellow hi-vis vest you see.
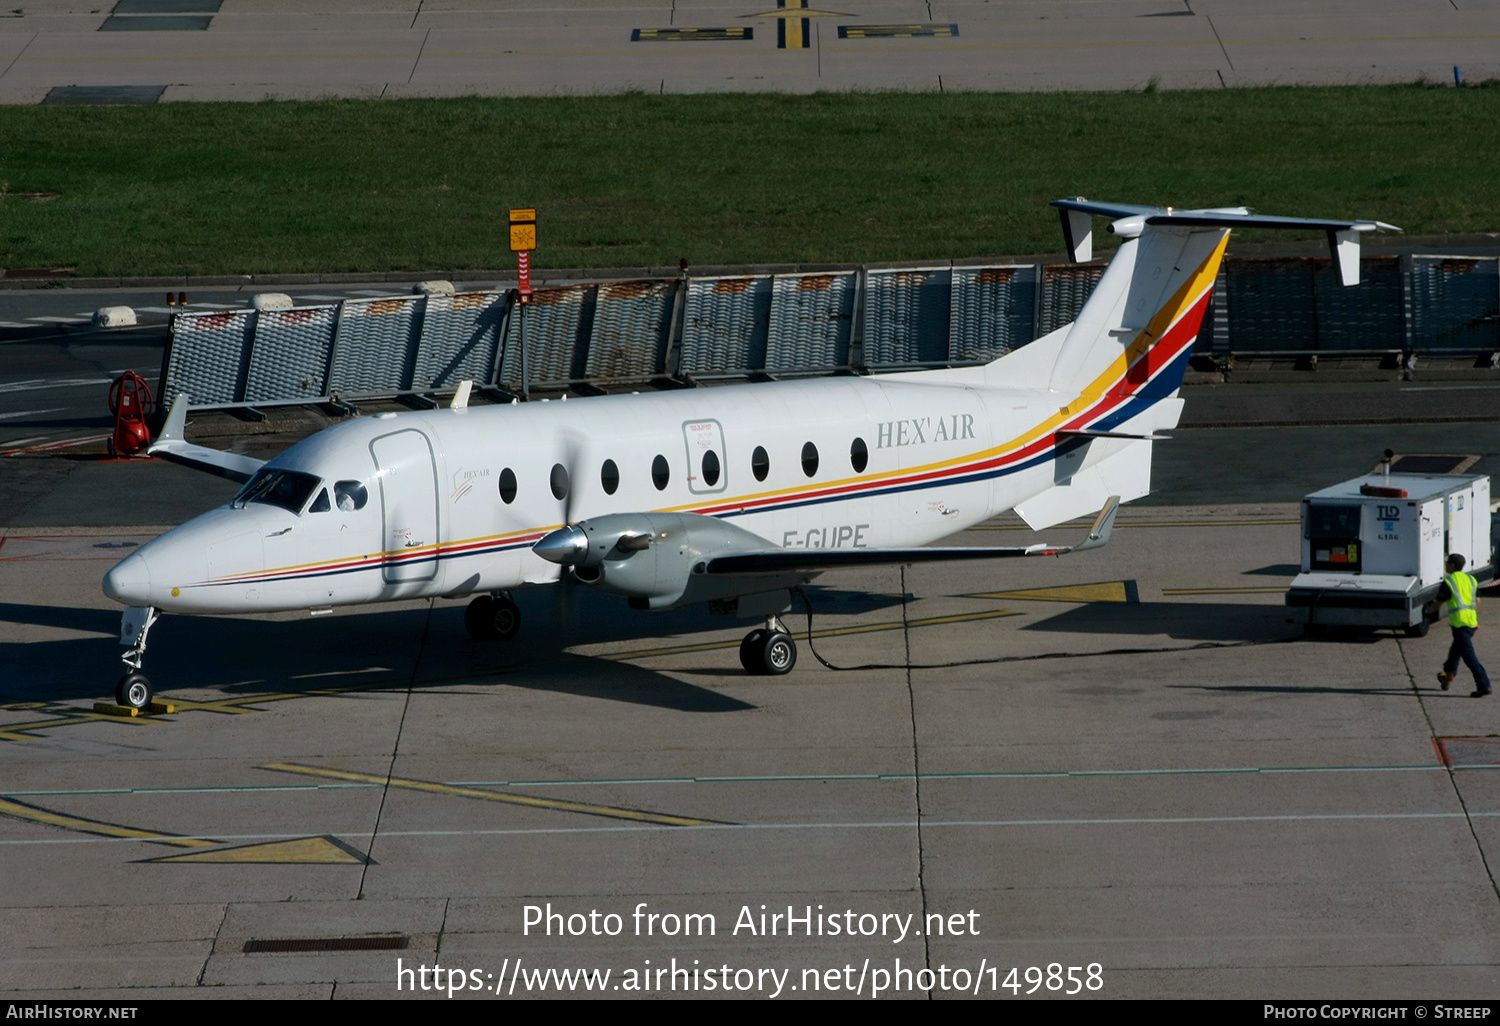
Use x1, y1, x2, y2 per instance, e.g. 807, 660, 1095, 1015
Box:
1445, 571, 1479, 629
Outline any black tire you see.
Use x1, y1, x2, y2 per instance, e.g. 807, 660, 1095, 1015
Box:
762, 632, 797, 676
1404, 619, 1430, 638
739, 629, 769, 674
1305, 623, 1328, 638
464, 596, 497, 640
492, 597, 522, 641
115, 672, 152, 711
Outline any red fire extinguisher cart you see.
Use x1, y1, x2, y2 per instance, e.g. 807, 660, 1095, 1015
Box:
108, 371, 156, 457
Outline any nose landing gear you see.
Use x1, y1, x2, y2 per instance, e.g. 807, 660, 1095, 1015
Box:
739, 615, 797, 676
114, 605, 160, 710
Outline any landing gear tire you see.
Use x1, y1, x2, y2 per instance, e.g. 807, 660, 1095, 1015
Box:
762, 631, 797, 675
465, 595, 522, 641
1404, 619, 1430, 638
739, 629, 769, 673
115, 672, 153, 711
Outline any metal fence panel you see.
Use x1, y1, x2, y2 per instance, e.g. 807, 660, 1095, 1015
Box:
863, 266, 951, 368
328, 296, 424, 396
244, 306, 337, 405
1314, 256, 1403, 351
766, 271, 855, 374
950, 264, 1038, 362
499, 284, 596, 391
1411, 256, 1500, 351
413, 290, 509, 390
584, 280, 676, 383
1038, 263, 1106, 337
163, 309, 255, 405
679, 275, 772, 378
1222, 258, 1319, 352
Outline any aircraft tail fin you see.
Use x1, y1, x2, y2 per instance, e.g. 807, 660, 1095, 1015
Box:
1036, 200, 1399, 408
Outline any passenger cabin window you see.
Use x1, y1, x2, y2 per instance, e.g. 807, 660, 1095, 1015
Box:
801, 442, 819, 478
550, 463, 570, 502
751, 446, 770, 482
499, 468, 517, 504
652, 454, 670, 491
334, 480, 367, 511
308, 489, 331, 513
850, 437, 868, 473
702, 450, 721, 487
233, 468, 321, 515
601, 459, 620, 495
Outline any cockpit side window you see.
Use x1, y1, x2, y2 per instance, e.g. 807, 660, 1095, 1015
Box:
308, 488, 331, 513
334, 480, 368, 511
232, 468, 322, 514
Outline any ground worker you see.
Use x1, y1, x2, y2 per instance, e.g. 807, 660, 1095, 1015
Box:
1428, 553, 1492, 698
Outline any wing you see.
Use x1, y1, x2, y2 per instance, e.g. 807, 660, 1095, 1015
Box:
147, 394, 267, 483
704, 496, 1120, 576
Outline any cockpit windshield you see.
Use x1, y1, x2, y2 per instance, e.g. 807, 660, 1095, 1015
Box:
232, 468, 322, 514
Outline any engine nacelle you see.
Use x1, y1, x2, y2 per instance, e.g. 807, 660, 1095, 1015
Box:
534, 512, 798, 610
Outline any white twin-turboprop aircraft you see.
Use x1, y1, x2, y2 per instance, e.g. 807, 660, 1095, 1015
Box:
101, 199, 1396, 709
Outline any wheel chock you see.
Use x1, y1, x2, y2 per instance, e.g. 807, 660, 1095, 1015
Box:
93, 701, 177, 717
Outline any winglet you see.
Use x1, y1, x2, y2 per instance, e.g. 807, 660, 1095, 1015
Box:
450, 380, 473, 409
147, 392, 267, 483
1072, 495, 1120, 553
157, 392, 190, 443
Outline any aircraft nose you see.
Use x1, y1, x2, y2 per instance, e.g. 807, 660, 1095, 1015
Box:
102, 552, 152, 604
533, 524, 589, 565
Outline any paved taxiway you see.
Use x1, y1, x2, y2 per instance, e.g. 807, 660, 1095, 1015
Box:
3, 0, 1500, 103
2, 411, 1499, 996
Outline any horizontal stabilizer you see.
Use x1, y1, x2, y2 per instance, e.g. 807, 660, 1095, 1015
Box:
1050, 197, 1400, 285
148, 393, 266, 483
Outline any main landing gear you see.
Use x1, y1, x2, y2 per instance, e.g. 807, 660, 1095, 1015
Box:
464, 592, 522, 641
115, 605, 160, 710
739, 616, 797, 676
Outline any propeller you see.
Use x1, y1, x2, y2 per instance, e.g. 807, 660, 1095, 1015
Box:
549, 429, 585, 637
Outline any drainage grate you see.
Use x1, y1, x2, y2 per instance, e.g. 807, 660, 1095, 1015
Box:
113, 0, 223, 10
244, 936, 409, 954
1386, 453, 1480, 475
42, 85, 166, 105
100, 15, 213, 30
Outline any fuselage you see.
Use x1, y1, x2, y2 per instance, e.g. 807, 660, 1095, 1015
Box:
102, 366, 1138, 615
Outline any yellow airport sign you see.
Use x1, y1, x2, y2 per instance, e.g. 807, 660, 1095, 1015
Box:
509, 223, 537, 251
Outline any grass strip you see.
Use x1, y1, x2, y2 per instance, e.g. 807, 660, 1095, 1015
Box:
1, 85, 1498, 276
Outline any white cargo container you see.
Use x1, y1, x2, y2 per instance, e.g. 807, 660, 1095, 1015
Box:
1286, 472, 1494, 636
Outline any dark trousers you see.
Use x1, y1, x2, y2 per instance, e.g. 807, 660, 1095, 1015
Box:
1445, 626, 1493, 693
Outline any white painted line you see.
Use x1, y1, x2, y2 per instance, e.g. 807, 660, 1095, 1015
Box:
1, 811, 1494, 846
0, 321, 31, 328
294, 294, 345, 301
0, 377, 113, 394
349, 289, 403, 297
134, 307, 176, 314
27, 316, 87, 324
0, 407, 66, 421
0, 432, 110, 456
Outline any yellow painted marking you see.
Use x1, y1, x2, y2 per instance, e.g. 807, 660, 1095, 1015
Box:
1162, 586, 1287, 595
744, 7, 847, 16
261, 764, 724, 828
972, 518, 1298, 531
145, 835, 367, 865
970, 581, 1131, 604
0, 796, 215, 848
603, 608, 1021, 660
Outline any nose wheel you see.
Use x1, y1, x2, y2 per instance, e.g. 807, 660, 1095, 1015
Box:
464, 592, 522, 641
739, 618, 797, 676
115, 672, 154, 711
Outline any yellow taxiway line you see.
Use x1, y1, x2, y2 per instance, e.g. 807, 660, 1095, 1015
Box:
0, 796, 216, 848
261, 763, 725, 828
